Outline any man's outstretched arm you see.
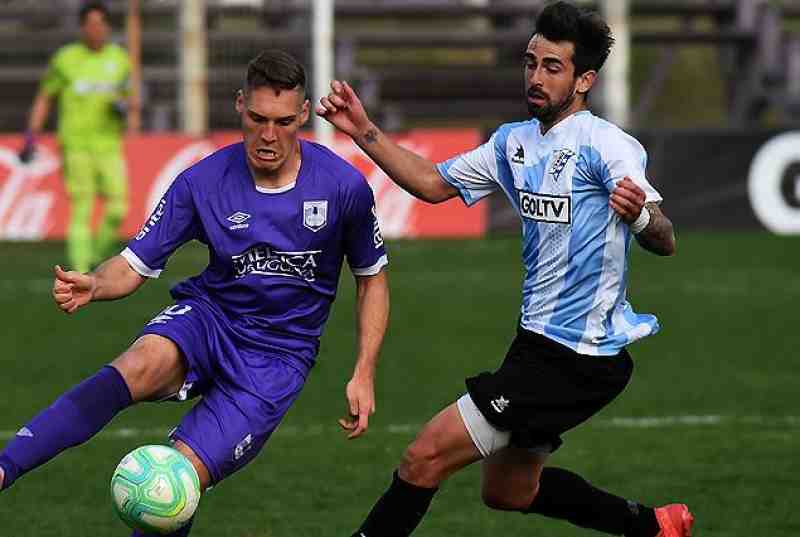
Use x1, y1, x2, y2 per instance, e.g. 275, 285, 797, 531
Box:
317, 80, 457, 204
53, 255, 147, 314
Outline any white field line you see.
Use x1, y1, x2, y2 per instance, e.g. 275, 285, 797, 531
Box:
1, 415, 798, 440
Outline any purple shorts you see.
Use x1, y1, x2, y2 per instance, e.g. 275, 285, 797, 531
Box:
139, 297, 307, 484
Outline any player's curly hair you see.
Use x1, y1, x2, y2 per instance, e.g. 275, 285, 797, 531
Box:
534, 1, 614, 76
245, 50, 307, 95
78, 1, 110, 24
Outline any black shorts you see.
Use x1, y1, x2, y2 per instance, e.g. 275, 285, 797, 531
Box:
465, 327, 633, 452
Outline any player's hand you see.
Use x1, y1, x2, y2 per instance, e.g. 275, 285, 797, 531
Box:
338, 373, 375, 440
316, 80, 371, 138
18, 132, 36, 164
610, 177, 647, 224
52, 265, 96, 314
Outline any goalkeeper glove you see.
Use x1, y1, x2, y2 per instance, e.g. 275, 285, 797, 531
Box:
18, 131, 36, 164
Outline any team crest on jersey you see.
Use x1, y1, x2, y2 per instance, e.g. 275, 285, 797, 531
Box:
303, 200, 328, 232
548, 149, 576, 182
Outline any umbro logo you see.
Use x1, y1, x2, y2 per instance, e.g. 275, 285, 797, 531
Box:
16, 427, 34, 438
490, 396, 510, 413
511, 145, 525, 164
227, 211, 251, 230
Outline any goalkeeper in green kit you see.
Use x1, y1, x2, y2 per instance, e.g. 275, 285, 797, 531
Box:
20, 1, 136, 272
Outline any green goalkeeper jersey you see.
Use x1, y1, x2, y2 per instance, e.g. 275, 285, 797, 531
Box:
41, 42, 130, 151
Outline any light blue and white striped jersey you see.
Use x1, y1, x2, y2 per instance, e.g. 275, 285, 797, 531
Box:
437, 111, 662, 356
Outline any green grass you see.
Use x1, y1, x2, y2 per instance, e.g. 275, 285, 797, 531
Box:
0, 233, 798, 536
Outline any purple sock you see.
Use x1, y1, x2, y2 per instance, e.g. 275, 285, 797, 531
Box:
0, 365, 132, 490
131, 518, 194, 537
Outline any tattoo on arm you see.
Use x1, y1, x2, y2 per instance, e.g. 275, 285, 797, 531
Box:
362, 128, 379, 145
635, 202, 676, 256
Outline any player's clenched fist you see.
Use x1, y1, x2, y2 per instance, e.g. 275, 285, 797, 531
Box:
609, 177, 647, 223
52, 264, 96, 314
316, 80, 371, 138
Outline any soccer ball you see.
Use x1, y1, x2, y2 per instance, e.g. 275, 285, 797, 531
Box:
110, 445, 201, 534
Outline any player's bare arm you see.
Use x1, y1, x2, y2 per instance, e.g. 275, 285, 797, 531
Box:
317, 80, 457, 204
52, 255, 146, 314
610, 177, 676, 256
340, 269, 390, 439
634, 203, 676, 256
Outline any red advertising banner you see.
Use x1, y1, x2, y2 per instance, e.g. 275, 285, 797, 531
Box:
0, 129, 485, 240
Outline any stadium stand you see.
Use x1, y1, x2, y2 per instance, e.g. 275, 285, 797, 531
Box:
1, 0, 799, 131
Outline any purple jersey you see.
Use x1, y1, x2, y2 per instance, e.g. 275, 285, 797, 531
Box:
122, 140, 387, 372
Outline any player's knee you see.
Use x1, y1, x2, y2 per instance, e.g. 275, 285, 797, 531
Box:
399, 439, 446, 488
173, 441, 212, 492
69, 199, 94, 222
112, 335, 187, 402
481, 481, 539, 511
105, 197, 128, 224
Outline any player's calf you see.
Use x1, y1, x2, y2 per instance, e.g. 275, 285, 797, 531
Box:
525, 467, 664, 537
482, 481, 540, 512
0, 365, 133, 490
480, 446, 548, 511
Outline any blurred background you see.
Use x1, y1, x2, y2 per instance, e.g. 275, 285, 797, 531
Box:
1, 0, 800, 236
0, 2, 798, 537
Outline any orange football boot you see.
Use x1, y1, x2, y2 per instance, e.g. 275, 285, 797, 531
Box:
654, 504, 694, 537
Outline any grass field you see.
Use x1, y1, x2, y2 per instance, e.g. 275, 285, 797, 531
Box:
0, 233, 798, 537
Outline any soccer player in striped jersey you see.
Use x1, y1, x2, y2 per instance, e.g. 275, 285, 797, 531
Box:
0, 50, 389, 536
318, 2, 693, 537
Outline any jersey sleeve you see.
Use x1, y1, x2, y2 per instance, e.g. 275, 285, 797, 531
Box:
40, 50, 67, 96
343, 178, 388, 276
121, 175, 200, 278
593, 130, 662, 203
116, 48, 132, 97
435, 131, 504, 206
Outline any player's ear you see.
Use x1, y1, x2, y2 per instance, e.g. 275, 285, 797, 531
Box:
575, 70, 597, 96
235, 90, 245, 114
298, 99, 311, 126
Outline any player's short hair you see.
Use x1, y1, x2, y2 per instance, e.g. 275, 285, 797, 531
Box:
79, 1, 110, 25
534, 1, 614, 76
245, 50, 307, 96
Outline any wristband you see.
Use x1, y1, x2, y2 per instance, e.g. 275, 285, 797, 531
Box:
630, 206, 651, 234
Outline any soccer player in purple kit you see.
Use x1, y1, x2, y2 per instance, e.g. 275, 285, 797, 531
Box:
0, 50, 389, 536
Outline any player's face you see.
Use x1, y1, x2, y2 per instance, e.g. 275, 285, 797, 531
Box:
524, 35, 593, 126
236, 86, 310, 178
81, 10, 110, 50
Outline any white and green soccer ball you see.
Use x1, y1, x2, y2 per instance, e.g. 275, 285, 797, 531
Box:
110, 444, 201, 535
